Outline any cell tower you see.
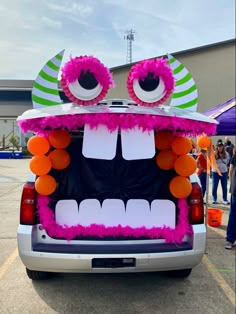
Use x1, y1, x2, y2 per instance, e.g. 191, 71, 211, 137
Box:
124, 29, 136, 64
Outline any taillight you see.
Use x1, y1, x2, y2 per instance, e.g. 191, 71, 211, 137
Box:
189, 183, 204, 224
20, 182, 36, 225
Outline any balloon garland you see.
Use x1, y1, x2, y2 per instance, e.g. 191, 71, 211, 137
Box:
155, 131, 197, 199
171, 137, 192, 155
154, 131, 175, 150
27, 136, 50, 155
197, 135, 211, 149
27, 131, 71, 195
174, 155, 197, 177
48, 130, 71, 149
156, 150, 177, 170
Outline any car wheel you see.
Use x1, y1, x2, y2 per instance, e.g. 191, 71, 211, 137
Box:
166, 268, 192, 278
26, 268, 51, 280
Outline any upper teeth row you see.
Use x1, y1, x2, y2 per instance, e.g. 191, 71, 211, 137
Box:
82, 124, 155, 160
55, 198, 176, 229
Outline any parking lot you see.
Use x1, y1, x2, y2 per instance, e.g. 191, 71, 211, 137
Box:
0, 159, 235, 314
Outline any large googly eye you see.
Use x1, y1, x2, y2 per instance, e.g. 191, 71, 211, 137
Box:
68, 70, 103, 101
127, 58, 174, 107
61, 56, 115, 106
133, 73, 166, 103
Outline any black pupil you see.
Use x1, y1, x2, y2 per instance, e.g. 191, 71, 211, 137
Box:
78, 70, 98, 90
139, 72, 160, 92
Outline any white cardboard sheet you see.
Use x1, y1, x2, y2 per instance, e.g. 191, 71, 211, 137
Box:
55, 199, 80, 227
121, 127, 155, 160
82, 124, 118, 160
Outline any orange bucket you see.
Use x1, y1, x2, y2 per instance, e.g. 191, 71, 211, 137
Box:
207, 208, 223, 227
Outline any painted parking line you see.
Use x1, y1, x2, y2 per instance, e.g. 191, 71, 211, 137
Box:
0, 248, 18, 280
202, 255, 236, 307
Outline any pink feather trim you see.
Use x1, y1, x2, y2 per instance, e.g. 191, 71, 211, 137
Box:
127, 58, 174, 107
61, 55, 114, 87
37, 196, 193, 243
18, 112, 217, 137
61, 56, 114, 106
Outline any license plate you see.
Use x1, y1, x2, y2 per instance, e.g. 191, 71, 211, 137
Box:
92, 258, 136, 268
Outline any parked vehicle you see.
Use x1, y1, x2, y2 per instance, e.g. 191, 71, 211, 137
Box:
17, 52, 217, 280
17, 100, 209, 280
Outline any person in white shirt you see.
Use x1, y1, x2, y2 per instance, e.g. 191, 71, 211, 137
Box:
212, 139, 230, 204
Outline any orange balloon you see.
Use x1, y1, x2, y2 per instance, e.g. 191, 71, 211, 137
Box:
48, 149, 70, 170
169, 176, 192, 198
27, 136, 50, 155
156, 150, 177, 170
48, 130, 71, 149
197, 135, 211, 148
171, 137, 192, 155
35, 175, 56, 195
155, 131, 175, 150
174, 155, 197, 177
29, 155, 52, 175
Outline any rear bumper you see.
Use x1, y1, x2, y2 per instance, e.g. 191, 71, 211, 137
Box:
17, 224, 206, 273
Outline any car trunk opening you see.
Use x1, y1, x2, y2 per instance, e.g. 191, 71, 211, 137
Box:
35, 132, 184, 240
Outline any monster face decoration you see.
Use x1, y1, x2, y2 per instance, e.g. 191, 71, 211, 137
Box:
17, 51, 217, 242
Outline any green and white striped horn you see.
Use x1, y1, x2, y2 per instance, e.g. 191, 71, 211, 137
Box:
32, 50, 65, 109
167, 54, 198, 111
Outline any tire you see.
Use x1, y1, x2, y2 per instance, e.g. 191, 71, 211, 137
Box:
166, 268, 192, 278
26, 268, 51, 280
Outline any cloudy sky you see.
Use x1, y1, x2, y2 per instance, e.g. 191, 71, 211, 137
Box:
0, 0, 235, 79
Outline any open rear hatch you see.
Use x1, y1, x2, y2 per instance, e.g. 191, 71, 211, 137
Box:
39, 131, 179, 241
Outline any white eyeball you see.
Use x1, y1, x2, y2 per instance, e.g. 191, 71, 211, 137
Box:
133, 74, 166, 103
68, 70, 102, 101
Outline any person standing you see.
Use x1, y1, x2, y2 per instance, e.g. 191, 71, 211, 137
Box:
224, 152, 236, 249
212, 139, 230, 204
196, 148, 207, 199
224, 137, 235, 160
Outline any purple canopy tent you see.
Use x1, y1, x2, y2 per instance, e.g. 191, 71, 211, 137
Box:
204, 97, 235, 218
204, 97, 236, 135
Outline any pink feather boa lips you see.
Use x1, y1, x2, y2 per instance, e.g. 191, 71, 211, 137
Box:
18, 112, 217, 137
127, 58, 174, 107
61, 56, 115, 106
37, 196, 193, 243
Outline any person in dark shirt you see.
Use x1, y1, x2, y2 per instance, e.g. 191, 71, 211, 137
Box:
224, 152, 236, 249
224, 137, 235, 161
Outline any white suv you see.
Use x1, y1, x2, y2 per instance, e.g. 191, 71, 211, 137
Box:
17, 99, 207, 280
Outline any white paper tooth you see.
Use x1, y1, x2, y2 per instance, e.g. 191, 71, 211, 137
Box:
151, 200, 176, 228
121, 127, 155, 160
78, 199, 101, 226
82, 124, 118, 160
55, 200, 80, 227
126, 199, 151, 228
101, 199, 126, 227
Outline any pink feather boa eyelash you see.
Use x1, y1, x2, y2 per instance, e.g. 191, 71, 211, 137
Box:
61, 56, 115, 106
18, 112, 217, 137
37, 196, 193, 243
61, 55, 115, 87
127, 58, 174, 107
